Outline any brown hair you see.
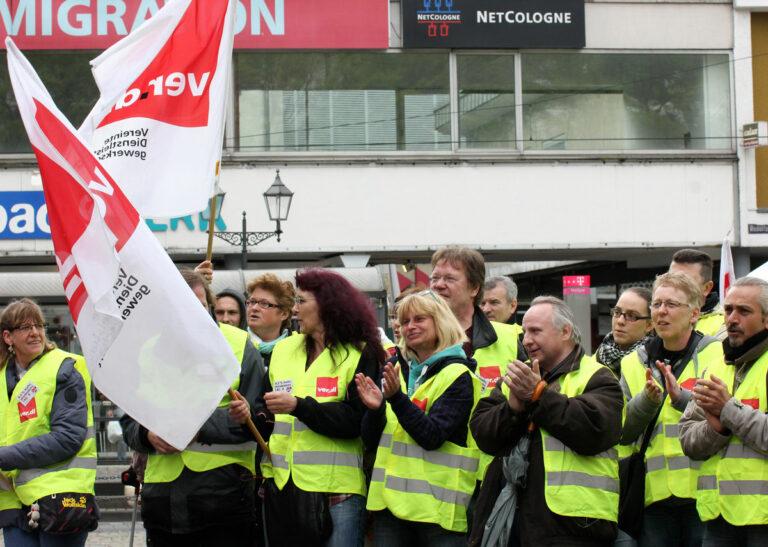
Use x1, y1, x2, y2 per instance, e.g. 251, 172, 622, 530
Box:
179, 268, 215, 308
0, 298, 56, 364
672, 249, 714, 283
431, 246, 486, 306
246, 273, 296, 331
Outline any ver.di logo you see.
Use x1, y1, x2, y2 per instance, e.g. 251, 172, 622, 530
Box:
417, 0, 462, 38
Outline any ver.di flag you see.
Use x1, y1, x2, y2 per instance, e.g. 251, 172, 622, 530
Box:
720, 235, 735, 305
78, 0, 235, 218
6, 38, 240, 449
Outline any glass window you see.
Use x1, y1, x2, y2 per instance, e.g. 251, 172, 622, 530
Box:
0, 52, 99, 154
521, 53, 731, 151
235, 52, 450, 152
457, 54, 516, 150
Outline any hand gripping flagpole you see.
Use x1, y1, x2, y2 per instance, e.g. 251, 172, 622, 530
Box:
229, 388, 272, 461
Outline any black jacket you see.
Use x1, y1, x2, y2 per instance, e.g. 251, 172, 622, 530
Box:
469, 346, 624, 547
467, 306, 527, 361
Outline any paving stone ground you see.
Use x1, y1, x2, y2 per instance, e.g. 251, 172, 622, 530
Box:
0, 522, 146, 546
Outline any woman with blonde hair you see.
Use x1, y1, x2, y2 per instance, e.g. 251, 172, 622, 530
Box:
357, 290, 481, 545
0, 298, 97, 546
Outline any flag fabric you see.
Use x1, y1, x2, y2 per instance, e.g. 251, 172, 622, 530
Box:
6, 38, 240, 449
719, 236, 735, 306
78, 0, 235, 218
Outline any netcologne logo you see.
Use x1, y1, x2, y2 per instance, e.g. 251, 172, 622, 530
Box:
416, 0, 462, 38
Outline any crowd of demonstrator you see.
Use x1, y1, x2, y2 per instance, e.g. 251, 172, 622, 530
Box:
0, 246, 764, 547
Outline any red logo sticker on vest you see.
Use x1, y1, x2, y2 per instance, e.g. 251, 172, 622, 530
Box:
412, 397, 428, 411
741, 398, 760, 410
386, 346, 397, 358
479, 366, 502, 389
316, 377, 338, 397
681, 378, 697, 391
18, 398, 37, 422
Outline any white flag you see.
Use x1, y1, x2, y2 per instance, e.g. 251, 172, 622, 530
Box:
79, 0, 235, 218
7, 38, 240, 449
720, 236, 735, 305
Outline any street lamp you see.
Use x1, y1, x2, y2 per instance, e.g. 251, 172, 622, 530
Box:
213, 170, 294, 269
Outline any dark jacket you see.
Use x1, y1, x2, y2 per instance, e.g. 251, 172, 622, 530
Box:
216, 288, 248, 331
361, 354, 477, 452
467, 306, 527, 361
121, 334, 267, 534
468, 346, 624, 547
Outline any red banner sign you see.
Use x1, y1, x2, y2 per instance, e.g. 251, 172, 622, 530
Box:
562, 275, 591, 296
0, 0, 389, 50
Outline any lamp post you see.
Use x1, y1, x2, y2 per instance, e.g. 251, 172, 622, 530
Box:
213, 170, 294, 269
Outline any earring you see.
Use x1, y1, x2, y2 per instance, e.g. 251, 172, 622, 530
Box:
7, 345, 12, 354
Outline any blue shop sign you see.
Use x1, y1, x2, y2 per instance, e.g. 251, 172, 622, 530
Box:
0, 191, 226, 240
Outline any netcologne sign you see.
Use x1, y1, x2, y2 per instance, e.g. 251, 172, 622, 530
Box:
402, 0, 585, 49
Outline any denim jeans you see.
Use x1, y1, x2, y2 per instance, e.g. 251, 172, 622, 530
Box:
702, 517, 768, 547
2, 526, 88, 547
638, 501, 703, 547
372, 509, 466, 547
326, 494, 365, 547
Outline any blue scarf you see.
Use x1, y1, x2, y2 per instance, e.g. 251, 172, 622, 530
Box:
256, 330, 289, 355
407, 344, 466, 397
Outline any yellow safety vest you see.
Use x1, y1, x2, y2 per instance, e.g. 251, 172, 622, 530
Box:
0, 362, 20, 512
620, 337, 723, 506
696, 310, 725, 340
367, 362, 481, 533
696, 351, 768, 525
262, 334, 366, 496
144, 323, 255, 483
616, 352, 648, 460
4, 349, 96, 505
473, 321, 520, 481
522, 356, 620, 522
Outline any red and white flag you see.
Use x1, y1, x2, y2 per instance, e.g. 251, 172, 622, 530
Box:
7, 38, 240, 449
78, 0, 235, 218
720, 236, 735, 305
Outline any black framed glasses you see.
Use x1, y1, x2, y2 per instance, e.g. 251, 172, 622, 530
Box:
610, 308, 650, 322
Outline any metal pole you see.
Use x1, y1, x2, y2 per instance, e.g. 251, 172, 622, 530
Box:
241, 211, 247, 270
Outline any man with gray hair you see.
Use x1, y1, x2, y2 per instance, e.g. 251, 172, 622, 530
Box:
680, 276, 768, 545
469, 296, 624, 546
481, 276, 519, 327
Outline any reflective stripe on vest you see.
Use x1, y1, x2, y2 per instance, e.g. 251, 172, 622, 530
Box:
696, 351, 768, 525
144, 324, 255, 483
540, 356, 620, 522
4, 349, 96, 505
367, 362, 481, 533
264, 335, 366, 496
473, 321, 520, 481
623, 339, 723, 506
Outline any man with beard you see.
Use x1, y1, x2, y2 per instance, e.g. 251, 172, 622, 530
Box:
680, 276, 768, 546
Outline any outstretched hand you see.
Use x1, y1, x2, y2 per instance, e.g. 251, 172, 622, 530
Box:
355, 373, 383, 410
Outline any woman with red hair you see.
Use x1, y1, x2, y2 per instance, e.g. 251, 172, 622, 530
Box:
262, 269, 385, 547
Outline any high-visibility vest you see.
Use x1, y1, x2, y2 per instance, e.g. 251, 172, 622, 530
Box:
4, 349, 96, 505
473, 321, 520, 481
696, 351, 768, 525
262, 334, 366, 496
616, 353, 648, 460
620, 337, 723, 506
367, 361, 482, 533
0, 362, 20, 513
145, 324, 256, 483
510, 356, 620, 522
696, 310, 725, 340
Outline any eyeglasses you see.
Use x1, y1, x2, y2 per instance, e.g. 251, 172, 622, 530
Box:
293, 296, 314, 306
12, 323, 46, 334
610, 308, 650, 322
245, 299, 278, 310
651, 300, 689, 311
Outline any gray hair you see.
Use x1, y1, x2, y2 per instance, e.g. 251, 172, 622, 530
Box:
529, 295, 582, 345
484, 276, 518, 302
731, 277, 768, 315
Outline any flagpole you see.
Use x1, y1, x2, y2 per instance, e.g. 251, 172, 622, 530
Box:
205, 193, 218, 262
228, 388, 272, 461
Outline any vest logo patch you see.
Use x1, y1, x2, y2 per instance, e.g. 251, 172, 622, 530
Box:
741, 398, 760, 410
479, 366, 501, 389
680, 378, 697, 391
316, 377, 338, 397
412, 397, 428, 411
18, 398, 37, 422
